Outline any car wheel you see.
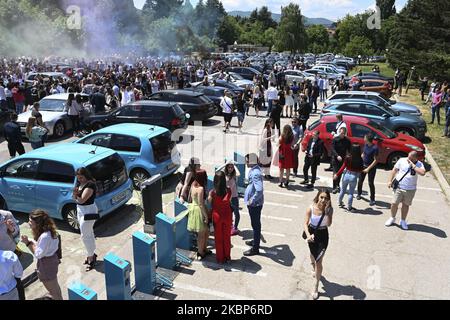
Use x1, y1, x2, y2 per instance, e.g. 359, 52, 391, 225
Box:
0, 196, 8, 210
53, 121, 65, 138
92, 123, 103, 132
63, 204, 80, 232
396, 127, 415, 137
387, 152, 407, 169
131, 169, 150, 190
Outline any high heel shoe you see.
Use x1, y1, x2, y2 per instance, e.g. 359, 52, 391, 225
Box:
85, 254, 98, 271
196, 252, 206, 260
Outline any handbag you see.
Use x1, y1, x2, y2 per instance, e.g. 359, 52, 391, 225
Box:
392, 168, 410, 191
302, 210, 326, 240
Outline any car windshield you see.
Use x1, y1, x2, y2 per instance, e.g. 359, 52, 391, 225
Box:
368, 120, 397, 139
230, 73, 245, 80
39, 99, 66, 112
376, 103, 395, 116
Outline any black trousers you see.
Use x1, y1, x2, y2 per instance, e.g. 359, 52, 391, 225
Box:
293, 148, 300, 174
299, 119, 308, 132
7, 141, 25, 158
357, 167, 377, 201
332, 156, 344, 189
303, 156, 318, 184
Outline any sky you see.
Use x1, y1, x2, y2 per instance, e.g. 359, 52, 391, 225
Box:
133, 0, 408, 21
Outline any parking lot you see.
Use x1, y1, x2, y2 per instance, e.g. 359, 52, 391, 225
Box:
2, 110, 450, 300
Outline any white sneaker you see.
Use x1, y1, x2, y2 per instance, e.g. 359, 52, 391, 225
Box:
385, 217, 395, 227
400, 220, 409, 230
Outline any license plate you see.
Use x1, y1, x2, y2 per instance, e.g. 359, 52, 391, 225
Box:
112, 190, 128, 204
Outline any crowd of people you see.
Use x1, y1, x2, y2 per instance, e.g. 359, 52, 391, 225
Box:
0, 54, 438, 301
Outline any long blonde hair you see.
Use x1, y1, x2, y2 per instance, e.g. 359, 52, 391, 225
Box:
26, 117, 37, 137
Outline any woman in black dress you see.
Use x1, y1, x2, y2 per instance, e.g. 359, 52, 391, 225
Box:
303, 188, 333, 300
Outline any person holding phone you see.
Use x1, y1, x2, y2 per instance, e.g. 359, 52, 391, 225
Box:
386, 151, 426, 230
303, 189, 333, 300
21, 210, 63, 300
73, 168, 98, 271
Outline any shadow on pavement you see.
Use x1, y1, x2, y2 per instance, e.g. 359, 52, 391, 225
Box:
198, 119, 222, 127
320, 276, 367, 300
407, 224, 447, 238
94, 204, 142, 238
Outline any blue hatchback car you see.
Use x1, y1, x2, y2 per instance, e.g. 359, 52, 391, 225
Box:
0, 144, 133, 231
75, 123, 181, 190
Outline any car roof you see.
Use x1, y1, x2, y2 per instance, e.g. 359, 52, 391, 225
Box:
42, 93, 89, 100
93, 123, 168, 139
159, 90, 203, 97
320, 114, 370, 124
126, 100, 176, 108
361, 78, 389, 83
14, 143, 115, 167
28, 72, 66, 77
332, 91, 381, 97
328, 98, 381, 106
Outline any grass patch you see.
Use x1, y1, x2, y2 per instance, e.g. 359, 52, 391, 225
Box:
395, 90, 450, 185
350, 62, 395, 78
349, 63, 450, 185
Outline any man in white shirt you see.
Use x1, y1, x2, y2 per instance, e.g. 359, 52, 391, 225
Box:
0, 250, 23, 300
266, 83, 278, 116
220, 91, 234, 133
386, 151, 426, 230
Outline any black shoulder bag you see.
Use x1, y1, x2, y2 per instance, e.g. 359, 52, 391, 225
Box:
302, 210, 326, 240
392, 168, 410, 191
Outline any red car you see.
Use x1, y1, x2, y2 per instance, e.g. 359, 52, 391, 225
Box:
302, 115, 426, 168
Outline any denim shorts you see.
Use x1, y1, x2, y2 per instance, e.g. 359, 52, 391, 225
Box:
237, 112, 245, 122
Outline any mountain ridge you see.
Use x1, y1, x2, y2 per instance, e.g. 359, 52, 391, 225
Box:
228, 10, 335, 27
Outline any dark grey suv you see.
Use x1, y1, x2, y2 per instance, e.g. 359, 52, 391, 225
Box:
322, 99, 427, 140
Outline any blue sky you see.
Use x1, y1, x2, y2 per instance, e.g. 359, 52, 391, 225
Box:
133, 0, 408, 21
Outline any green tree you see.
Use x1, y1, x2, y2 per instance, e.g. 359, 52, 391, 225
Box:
217, 15, 241, 49
376, 0, 396, 20
143, 0, 183, 19
275, 3, 307, 53
343, 36, 374, 57
387, 0, 450, 81
306, 24, 329, 53
257, 6, 278, 29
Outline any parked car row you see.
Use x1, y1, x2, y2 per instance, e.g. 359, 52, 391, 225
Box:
0, 123, 181, 230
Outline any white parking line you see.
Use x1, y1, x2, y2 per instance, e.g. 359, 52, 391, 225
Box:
265, 190, 304, 198
191, 260, 267, 277
174, 282, 255, 300
262, 215, 293, 222
240, 229, 286, 238
232, 244, 278, 256
241, 211, 293, 222
265, 202, 299, 209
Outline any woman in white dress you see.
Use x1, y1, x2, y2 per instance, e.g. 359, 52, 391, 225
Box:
258, 119, 275, 180
284, 86, 295, 118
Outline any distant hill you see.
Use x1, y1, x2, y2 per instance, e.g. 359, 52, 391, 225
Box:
228, 11, 335, 27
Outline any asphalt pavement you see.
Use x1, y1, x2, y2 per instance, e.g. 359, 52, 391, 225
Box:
3, 104, 450, 300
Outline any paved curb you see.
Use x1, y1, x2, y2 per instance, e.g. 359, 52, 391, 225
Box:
425, 146, 450, 203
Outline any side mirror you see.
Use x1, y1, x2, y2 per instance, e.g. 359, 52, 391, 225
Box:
382, 113, 390, 118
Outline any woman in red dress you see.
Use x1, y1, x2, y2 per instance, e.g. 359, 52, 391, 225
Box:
278, 125, 295, 188
208, 171, 233, 264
